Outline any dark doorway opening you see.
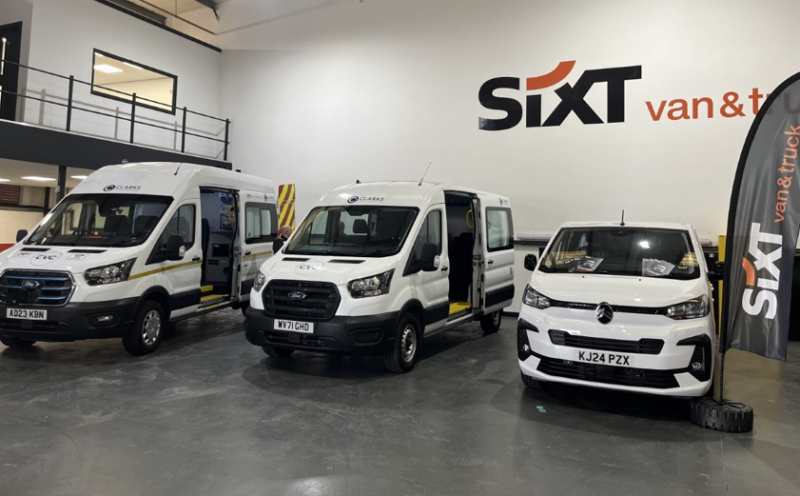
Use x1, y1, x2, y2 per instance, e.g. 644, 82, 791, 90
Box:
0, 21, 22, 122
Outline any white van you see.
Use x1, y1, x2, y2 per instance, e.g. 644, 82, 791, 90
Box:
244, 181, 516, 372
0, 162, 278, 355
518, 221, 715, 397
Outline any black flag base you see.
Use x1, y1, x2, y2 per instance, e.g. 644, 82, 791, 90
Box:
689, 398, 754, 433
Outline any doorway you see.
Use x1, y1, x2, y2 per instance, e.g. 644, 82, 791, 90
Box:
200, 189, 238, 302
0, 22, 22, 122
445, 192, 476, 318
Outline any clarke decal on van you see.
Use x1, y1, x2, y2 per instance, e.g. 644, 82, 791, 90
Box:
478, 61, 642, 131
104, 184, 142, 192
347, 196, 385, 204
741, 222, 782, 319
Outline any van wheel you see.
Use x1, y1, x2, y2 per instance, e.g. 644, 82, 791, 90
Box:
123, 300, 164, 356
480, 311, 502, 334
521, 372, 547, 390
0, 336, 36, 349
262, 345, 294, 358
383, 313, 420, 373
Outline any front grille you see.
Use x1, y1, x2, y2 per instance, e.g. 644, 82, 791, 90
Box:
549, 330, 664, 355
0, 320, 60, 332
267, 332, 328, 348
0, 270, 74, 307
536, 353, 681, 389
549, 299, 664, 315
264, 280, 340, 320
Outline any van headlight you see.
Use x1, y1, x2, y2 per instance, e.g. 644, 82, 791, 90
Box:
348, 270, 394, 298
254, 271, 267, 292
522, 285, 550, 309
85, 259, 136, 286
665, 295, 709, 320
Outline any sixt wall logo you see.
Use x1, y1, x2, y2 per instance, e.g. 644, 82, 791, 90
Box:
741, 222, 782, 319
478, 61, 642, 131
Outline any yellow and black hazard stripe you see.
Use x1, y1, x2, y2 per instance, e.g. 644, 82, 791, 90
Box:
278, 184, 296, 229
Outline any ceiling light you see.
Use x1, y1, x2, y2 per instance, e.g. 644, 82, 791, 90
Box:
71, 175, 89, 180
94, 64, 122, 74
639, 240, 651, 249
123, 62, 143, 70
0, 178, 9, 182
21, 176, 56, 182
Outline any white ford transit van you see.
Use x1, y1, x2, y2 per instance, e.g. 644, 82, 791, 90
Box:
0, 162, 278, 355
518, 222, 715, 397
245, 181, 516, 372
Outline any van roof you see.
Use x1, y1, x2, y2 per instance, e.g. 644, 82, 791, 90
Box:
69, 162, 274, 198
559, 221, 693, 231
317, 181, 511, 208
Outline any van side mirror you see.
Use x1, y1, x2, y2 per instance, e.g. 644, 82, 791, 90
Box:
15, 230, 28, 243
524, 254, 538, 271
708, 260, 725, 282
412, 243, 438, 273
164, 235, 186, 261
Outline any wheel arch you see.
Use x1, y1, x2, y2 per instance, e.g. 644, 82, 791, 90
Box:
134, 286, 172, 319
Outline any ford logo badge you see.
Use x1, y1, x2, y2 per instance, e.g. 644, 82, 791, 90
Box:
21, 280, 41, 290
288, 291, 307, 301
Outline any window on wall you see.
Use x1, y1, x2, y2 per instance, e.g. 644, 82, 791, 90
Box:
245, 203, 278, 244
91, 49, 178, 114
486, 208, 514, 252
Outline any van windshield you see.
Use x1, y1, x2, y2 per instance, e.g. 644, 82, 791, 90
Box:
285, 206, 418, 257
539, 227, 700, 280
27, 194, 173, 247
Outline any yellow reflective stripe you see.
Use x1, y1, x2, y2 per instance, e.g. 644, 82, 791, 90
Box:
129, 259, 202, 280
244, 251, 272, 260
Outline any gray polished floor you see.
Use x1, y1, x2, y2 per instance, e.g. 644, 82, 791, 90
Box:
1, 310, 799, 496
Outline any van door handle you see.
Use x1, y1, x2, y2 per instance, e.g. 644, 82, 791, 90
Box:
192, 256, 201, 262
441, 266, 449, 272
487, 260, 494, 265
245, 251, 252, 256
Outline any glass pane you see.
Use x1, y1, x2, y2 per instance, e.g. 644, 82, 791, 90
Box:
92, 50, 176, 113
487, 209, 511, 251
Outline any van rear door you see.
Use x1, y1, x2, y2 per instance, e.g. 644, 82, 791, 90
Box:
482, 199, 515, 312
240, 191, 279, 299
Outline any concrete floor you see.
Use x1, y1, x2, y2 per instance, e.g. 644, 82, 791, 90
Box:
1, 311, 799, 496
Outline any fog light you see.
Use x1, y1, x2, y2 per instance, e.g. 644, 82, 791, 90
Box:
522, 344, 530, 354
91, 314, 119, 326
96, 315, 114, 323
691, 361, 703, 371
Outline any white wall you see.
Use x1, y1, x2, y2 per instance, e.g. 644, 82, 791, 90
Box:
218, 0, 800, 242
22, 0, 223, 159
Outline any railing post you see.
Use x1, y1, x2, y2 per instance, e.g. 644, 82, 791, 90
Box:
224, 118, 230, 161
181, 106, 187, 153
130, 93, 136, 144
66, 76, 74, 132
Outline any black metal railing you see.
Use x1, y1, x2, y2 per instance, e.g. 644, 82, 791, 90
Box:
0, 59, 230, 161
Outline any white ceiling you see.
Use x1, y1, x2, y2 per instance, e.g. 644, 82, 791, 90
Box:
0, 159, 92, 189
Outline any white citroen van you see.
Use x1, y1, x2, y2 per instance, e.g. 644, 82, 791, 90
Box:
0, 162, 278, 355
517, 222, 715, 397
244, 181, 516, 373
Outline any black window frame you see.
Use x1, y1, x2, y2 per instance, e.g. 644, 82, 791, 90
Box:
147, 204, 196, 265
486, 207, 514, 252
90, 48, 179, 115
404, 209, 443, 276
244, 202, 279, 244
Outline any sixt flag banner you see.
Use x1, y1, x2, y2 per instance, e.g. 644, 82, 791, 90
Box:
724, 74, 800, 360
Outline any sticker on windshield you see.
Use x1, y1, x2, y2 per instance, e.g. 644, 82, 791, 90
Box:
642, 259, 676, 277
569, 256, 604, 273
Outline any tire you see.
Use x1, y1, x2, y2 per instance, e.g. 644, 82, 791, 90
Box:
689, 397, 754, 433
262, 345, 294, 358
122, 300, 165, 356
240, 302, 250, 317
521, 372, 547, 390
0, 336, 36, 349
383, 313, 421, 373
480, 310, 502, 334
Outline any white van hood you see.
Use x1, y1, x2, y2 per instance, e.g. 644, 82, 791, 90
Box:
0, 245, 139, 275
260, 254, 400, 287
530, 271, 707, 308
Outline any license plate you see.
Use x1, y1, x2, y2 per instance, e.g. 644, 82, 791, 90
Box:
576, 350, 632, 367
6, 308, 48, 320
274, 319, 314, 334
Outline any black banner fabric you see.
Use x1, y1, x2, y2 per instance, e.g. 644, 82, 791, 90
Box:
724, 75, 800, 360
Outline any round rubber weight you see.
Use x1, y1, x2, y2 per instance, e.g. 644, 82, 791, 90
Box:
689, 397, 754, 433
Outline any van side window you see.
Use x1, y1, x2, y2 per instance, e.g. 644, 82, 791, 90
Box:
486, 208, 513, 252
149, 205, 195, 264
245, 202, 278, 244
412, 210, 442, 260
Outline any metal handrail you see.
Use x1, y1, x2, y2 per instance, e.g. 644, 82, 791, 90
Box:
1, 59, 231, 160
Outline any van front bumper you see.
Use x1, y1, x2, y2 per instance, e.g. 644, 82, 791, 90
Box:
245, 307, 398, 356
0, 298, 138, 342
